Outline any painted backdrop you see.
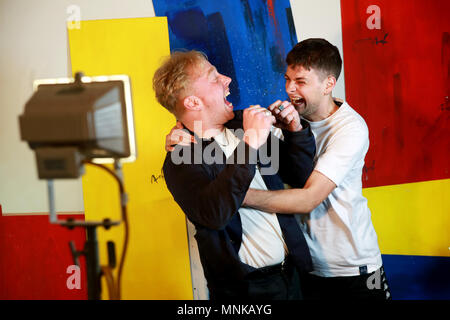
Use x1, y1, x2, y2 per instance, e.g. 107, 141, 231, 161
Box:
154, 0, 297, 110
341, 0, 450, 299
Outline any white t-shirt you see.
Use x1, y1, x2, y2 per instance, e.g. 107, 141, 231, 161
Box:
214, 128, 287, 268
296, 102, 382, 277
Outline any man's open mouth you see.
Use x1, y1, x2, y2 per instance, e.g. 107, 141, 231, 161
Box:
291, 96, 305, 105
224, 90, 233, 108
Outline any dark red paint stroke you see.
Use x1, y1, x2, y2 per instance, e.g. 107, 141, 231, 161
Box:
393, 73, 404, 150
267, 0, 285, 55
341, 0, 450, 187
442, 32, 450, 109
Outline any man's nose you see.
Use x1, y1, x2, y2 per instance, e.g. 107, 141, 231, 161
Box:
286, 80, 296, 93
221, 74, 231, 87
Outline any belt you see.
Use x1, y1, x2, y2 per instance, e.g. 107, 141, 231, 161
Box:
247, 259, 292, 279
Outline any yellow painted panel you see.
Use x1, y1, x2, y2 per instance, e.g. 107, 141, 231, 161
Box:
364, 179, 450, 257
68, 18, 193, 299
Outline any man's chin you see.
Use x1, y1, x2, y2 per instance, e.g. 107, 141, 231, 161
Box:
225, 104, 234, 117
293, 103, 306, 115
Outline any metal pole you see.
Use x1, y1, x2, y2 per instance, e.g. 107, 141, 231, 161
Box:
85, 226, 101, 300
114, 160, 124, 184
47, 179, 58, 224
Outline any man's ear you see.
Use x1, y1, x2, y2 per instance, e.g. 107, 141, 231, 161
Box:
183, 95, 203, 111
323, 75, 337, 95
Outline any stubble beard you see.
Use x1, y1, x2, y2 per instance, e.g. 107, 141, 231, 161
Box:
296, 102, 318, 119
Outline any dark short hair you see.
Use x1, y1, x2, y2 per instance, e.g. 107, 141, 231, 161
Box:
286, 38, 342, 80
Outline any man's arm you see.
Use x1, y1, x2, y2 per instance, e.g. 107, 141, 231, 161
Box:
265, 100, 316, 188
277, 120, 315, 188
246, 113, 370, 214
164, 106, 275, 229
243, 170, 336, 214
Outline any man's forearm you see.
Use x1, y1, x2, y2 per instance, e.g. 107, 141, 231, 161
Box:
278, 121, 315, 188
243, 171, 336, 215
243, 188, 315, 214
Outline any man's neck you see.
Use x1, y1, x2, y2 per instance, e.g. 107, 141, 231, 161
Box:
183, 118, 225, 139
306, 97, 339, 122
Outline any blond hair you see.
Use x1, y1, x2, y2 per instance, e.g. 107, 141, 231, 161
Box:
153, 50, 207, 115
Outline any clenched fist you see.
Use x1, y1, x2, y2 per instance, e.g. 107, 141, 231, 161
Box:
268, 100, 302, 132
243, 105, 276, 149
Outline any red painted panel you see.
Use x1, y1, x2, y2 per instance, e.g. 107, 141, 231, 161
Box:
341, 0, 450, 187
0, 210, 88, 300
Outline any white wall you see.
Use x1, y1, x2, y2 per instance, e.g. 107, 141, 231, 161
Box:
290, 0, 346, 100
0, 0, 155, 214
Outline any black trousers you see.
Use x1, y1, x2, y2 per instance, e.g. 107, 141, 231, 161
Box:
299, 265, 391, 300
209, 258, 301, 300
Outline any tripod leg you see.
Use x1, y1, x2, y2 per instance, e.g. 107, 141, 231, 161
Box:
85, 226, 102, 300
69, 241, 80, 267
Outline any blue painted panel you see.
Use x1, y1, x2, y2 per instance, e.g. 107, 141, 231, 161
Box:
153, 0, 297, 110
382, 254, 450, 300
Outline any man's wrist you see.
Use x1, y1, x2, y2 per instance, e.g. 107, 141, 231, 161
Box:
243, 134, 260, 150
235, 139, 258, 166
291, 122, 303, 132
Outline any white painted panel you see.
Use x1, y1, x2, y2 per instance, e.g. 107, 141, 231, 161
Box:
0, 0, 155, 214
290, 0, 346, 100
186, 219, 209, 300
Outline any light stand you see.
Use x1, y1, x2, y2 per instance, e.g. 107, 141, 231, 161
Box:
19, 72, 136, 300
47, 160, 127, 300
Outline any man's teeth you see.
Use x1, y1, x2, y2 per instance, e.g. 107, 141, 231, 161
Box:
225, 91, 230, 97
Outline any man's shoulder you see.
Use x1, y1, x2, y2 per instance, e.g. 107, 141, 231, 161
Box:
163, 144, 201, 169
334, 102, 368, 135
341, 101, 367, 122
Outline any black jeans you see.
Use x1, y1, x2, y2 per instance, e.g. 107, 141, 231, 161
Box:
299, 266, 391, 300
209, 258, 302, 300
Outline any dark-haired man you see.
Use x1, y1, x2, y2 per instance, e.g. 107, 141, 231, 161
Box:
244, 38, 391, 300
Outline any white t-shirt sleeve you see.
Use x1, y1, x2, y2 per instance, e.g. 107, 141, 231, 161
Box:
314, 123, 369, 187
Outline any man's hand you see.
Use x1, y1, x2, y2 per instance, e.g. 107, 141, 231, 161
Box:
165, 121, 197, 152
243, 105, 276, 149
268, 100, 302, 132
